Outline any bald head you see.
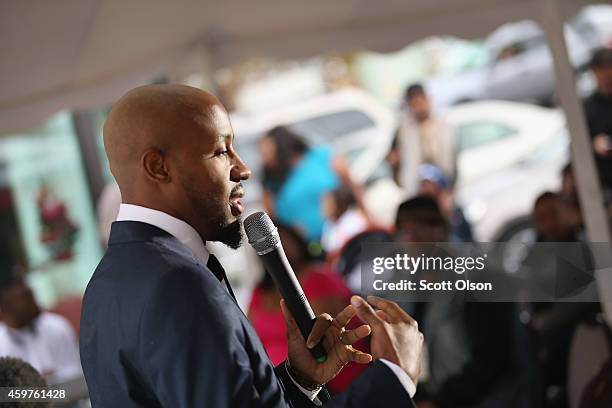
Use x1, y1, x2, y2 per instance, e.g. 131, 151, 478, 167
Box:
104, 84, 226, 194
103, 84, 250, 244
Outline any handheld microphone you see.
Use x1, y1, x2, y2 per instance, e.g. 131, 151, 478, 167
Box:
244, 211, 327, 363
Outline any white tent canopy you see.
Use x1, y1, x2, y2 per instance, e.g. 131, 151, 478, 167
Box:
1, 0, 610, 322
0, 0, 598, 134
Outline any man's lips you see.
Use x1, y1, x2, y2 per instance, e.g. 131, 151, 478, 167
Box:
229, 187, 245, 216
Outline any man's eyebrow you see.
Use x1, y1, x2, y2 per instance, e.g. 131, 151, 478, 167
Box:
204, 134, 232, 145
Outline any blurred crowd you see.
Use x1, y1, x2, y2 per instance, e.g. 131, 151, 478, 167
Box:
1, 48, 612, 407
248, 47, 612, 408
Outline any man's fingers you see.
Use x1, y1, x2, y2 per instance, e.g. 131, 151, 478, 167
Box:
343, 346, 373, 364
333, 304, 356, 329
306, 313, 333, 349
351, 295, 383, 327
367, 296, 416, 326
340, 324, 371, 346
280, 300, 301, 341
376, 310, 392, 323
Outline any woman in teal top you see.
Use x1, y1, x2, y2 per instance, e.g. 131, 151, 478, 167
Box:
259, 126, 357, 243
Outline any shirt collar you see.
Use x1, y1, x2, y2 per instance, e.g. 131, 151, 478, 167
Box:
116, 204, 209, 263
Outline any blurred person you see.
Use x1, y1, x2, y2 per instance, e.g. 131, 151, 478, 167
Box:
259, 126, 364, 243
321, 186, 370, 254
532, 192, 576, 242
559, 163, 585, 237
583, 47, 612, 199
0, 277, 82, 384
259, 126, 309, 214
0, 356, 47, 387
248, 224, 367, 394
81, 84, 424, 407
0, 235, 17, 281
417, 164, 473, 242
388, 84, 456, 195
522, 191, 601, 408
394, 196, 449, 243
395, 198, 524, 408
579, 356, 612, 408
0, 356, 49, 408
333, 228, 394, 294
524, 192, 577, 408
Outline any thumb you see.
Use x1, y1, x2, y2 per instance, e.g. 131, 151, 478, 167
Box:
280, 300, 301, 341
351, 295, 382, 327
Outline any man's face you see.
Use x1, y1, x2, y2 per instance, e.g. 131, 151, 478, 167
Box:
593, 66, 612, 97
395, 219, 447, 243
419, 180, 440, 198
533, 198, 571, 241
171, 104, 251, 248
0, 282, 40, 328
407, 93, 430, 122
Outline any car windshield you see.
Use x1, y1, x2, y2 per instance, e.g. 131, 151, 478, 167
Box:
493, 35, 547, 62
288, 110, 375, 142
457, 121, 517, 151
524, 130, 568, 164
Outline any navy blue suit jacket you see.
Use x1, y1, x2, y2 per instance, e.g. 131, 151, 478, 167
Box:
80, 221, 414, 407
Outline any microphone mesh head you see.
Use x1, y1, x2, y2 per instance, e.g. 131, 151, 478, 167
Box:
244, 211, 280, 254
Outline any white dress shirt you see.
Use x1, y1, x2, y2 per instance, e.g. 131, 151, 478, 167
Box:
0, 312, 83, 385
116, 204, 416, 400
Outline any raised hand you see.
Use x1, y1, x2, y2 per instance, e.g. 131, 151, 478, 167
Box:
281, 300, 372, 387
351, 295, 424, 384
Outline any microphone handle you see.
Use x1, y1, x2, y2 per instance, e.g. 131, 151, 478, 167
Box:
259, 248, 327, 363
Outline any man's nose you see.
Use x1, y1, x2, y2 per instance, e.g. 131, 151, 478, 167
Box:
231, 153, 251, 182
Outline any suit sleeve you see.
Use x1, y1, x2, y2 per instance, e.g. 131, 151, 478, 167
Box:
274, 362, 331, 407
274, 360, 415, 408
326, 361, 415, 407
138, 267, 287, 408
138, 266, 415, 408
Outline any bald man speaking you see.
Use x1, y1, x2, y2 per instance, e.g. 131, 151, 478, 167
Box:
80, 84, 422, 407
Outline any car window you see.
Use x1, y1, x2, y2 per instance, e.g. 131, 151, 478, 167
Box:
525, 130, 568, 164
457, 121, 517, 151
234, 110, 376, 177
493, 35, 547, 62
343, 146, 367, 165
288, 110, 375, 142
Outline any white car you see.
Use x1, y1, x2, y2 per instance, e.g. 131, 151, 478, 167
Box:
448, 101, 569, 242
446, 101, 565, 188
365, 101, 568, 239
458, 129, 568, 242
426, 20, 592, 107
483, 20, 592, 103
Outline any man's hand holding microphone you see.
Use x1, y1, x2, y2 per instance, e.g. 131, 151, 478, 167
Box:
244, 211, 424, 394
282, 295, 424, 391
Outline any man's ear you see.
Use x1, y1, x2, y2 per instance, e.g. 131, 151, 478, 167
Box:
142, 148, 171, 183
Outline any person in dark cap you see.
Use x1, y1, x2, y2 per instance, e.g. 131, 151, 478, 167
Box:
417, 164, 473, 242
583, 47, 612, 199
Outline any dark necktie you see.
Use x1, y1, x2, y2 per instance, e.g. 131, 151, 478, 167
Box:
206, 254, 236, 302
